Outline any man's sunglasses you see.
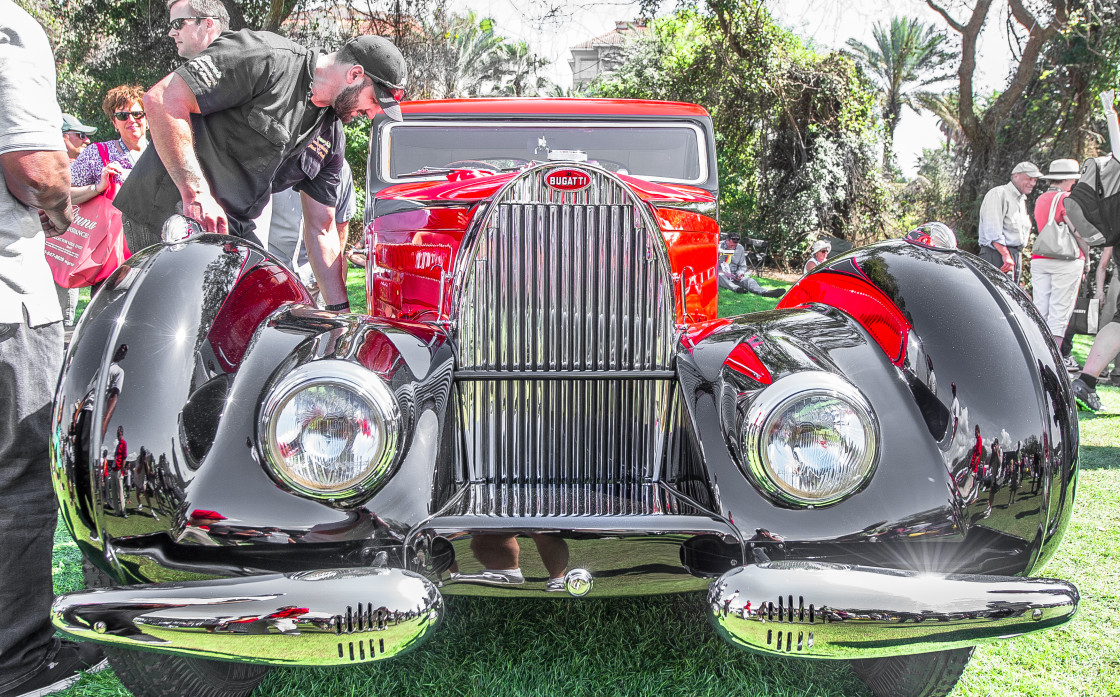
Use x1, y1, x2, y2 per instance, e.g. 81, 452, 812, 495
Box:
64, 131, 91, 141
370, 75, 406, 103
114, 111, 146, 121
169, 16, 216, 31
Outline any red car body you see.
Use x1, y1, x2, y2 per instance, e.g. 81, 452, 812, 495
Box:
363, 99, 720, 324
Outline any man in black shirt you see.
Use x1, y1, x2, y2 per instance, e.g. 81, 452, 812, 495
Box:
115, 32, 405, 247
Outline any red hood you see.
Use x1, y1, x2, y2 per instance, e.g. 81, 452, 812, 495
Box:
376, 170, 715, 206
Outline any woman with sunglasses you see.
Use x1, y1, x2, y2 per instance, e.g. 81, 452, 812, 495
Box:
70, 84, 149, 204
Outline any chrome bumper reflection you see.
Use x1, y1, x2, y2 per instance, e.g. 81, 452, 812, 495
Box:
708, 561, 1077, 659
52, 567, 442, 666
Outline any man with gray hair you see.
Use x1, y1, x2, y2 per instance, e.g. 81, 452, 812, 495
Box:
977, 161, 1042, 283
166, 0, 229, 59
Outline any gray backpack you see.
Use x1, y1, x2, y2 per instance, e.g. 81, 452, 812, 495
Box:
1065, 155, 1120, 247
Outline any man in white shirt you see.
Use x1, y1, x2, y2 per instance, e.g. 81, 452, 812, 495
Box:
977, 161, 1042, 283
0, 3, 108, 695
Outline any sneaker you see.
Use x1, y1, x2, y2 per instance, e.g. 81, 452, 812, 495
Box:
761, 288, 785, 298
451, 568, 525, 586
1071, 378, 1102, 412
1062, 355, 1081, 374
545, 577, 565, 592
0, 641, 107, 697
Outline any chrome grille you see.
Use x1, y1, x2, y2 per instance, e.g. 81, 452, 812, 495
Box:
455, 168, 674, 371
458, 378, 683, 516
453, 166, 678, 516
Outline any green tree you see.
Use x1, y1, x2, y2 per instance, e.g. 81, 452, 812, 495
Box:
590, 4, 886, 265
844, 16, 954, 172
432, 11, 504, 98
926, 0, 1118, 249
486, 41, 551, 97
916, 91, 965, 150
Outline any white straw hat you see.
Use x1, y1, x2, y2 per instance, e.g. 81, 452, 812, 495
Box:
1042, 158, 1081, 180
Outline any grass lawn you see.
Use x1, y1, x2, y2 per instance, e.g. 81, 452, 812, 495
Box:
52, 275, 1119, 696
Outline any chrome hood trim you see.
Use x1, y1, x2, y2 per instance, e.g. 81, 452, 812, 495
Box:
708, 561, 1077, 659
52, 568, 442, 666
452, 162, 676, 371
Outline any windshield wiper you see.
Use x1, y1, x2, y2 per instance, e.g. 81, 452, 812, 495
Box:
398, 163, 536, 178
398, 167, 454, 178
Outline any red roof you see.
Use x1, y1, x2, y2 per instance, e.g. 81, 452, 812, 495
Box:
400, 98, 709, 118
571, 21, 648, 50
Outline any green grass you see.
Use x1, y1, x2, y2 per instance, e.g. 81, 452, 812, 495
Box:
54, 280, 1119, 696
345, 264, 367, 314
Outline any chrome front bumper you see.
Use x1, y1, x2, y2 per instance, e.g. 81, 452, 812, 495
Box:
51, 567, 442, 666
708, 561, 1077, 659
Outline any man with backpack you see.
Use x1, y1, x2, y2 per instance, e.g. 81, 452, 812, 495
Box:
1069, 90, 1120, 411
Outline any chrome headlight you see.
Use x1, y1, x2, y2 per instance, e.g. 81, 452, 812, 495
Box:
260, 361, 400, 500
741, 373, 878, 507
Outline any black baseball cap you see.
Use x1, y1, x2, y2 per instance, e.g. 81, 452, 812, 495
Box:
339, 36, 407, 121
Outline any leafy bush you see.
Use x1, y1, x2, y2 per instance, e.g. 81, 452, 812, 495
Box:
588, 3, 890, 267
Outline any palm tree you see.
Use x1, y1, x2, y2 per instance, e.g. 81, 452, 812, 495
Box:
436, 11, 505, 98
916, 92, 965, 150
845, 16, 954, 171
487, 41, 552, 97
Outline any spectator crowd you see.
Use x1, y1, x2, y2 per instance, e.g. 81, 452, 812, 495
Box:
974, 90, 1120, 412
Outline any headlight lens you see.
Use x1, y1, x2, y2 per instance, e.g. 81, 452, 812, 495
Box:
742, 373, 877, 506
260, 361, 400, 500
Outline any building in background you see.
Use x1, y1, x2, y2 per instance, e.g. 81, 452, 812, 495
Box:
569, 21, 647, 91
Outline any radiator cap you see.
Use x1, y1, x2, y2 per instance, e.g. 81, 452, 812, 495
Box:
565, 569, 593, 597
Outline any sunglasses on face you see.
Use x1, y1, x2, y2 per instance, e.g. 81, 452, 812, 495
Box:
169, 16, 214, 31
114, 111, 146, 122
65, 131, 90, 141
370, 75, 406, 103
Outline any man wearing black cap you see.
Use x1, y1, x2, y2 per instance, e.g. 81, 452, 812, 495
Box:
113, 31, 406, 251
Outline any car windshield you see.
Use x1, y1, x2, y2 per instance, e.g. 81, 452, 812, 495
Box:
380, 121, 707, 184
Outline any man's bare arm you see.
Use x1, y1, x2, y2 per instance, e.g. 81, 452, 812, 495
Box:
0, 149, 72, 236
1097, 247, 1113, 299
1101, 91, 1119, 160
144, 73, 228, 234
299, 192, 347, 306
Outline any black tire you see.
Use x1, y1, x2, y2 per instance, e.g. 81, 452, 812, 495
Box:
850, 647, 974, 697
82, 560, 272, 697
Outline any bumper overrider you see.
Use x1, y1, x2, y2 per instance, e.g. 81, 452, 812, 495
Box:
51, 567, 442, 666
51, 560, 1076, 665
708, 561, 1078, 658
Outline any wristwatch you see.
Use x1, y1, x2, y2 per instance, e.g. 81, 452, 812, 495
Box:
324, 301, 350, 312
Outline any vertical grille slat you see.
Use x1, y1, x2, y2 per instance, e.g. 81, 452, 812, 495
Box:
457, 379, 685, 516
455, 168, 678, 516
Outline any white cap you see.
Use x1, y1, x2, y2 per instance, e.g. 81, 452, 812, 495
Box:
1011, 161, 1044, 177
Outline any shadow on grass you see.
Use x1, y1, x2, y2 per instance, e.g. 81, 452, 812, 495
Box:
1079, 445, 1120, 470
256, 594, 870, 697
717, 285, 789, 318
